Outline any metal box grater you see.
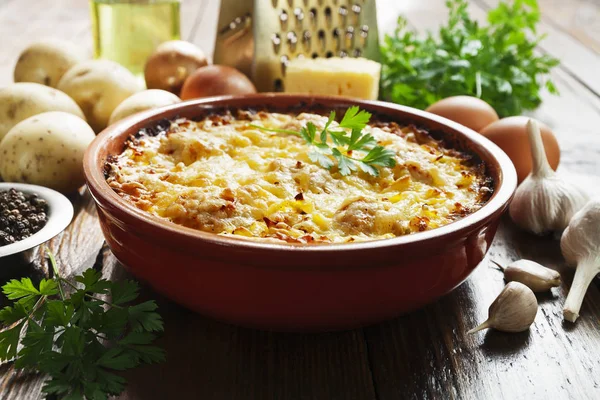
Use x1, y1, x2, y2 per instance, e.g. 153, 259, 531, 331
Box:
213, 0, 380, 93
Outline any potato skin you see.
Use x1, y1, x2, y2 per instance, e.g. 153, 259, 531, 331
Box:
14, 39, 86, 88
0, 82, 85, 142
109, 89, 181, 125
0, 112, 95, 193
144, 40, 208, 95
57, 60, 141, 133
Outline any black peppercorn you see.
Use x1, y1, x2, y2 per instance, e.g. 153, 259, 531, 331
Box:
0, 189, 49, 246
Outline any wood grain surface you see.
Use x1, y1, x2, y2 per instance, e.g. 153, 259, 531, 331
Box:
1, 0, 600, 399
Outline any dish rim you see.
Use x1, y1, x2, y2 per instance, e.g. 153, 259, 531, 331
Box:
84, 93, 517, 253
0, 182, 74, 258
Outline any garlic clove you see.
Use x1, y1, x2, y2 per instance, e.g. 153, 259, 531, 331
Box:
491, 259, 561, 292
468, 282, 538, 334
560, 200, 600, 322
509, 120, 589, 234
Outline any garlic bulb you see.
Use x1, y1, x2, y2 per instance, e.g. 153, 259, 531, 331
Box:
492, 259, 561, 292
561, 199, 600, 322
468, 282, 538, 334
509, 119, 589, 234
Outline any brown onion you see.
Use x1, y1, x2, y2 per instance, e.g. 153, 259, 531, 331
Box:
144, 40, 208, 95
180, 65, 256, 100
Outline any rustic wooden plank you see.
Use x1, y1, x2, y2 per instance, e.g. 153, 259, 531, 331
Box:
368, 1, 600, 399
537, 0, 600, 55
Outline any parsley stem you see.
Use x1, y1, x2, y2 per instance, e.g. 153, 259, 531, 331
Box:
45, 247, 65, 301
249, 124, 301, 137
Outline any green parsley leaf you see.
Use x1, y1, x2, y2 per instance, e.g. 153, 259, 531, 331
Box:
110, 280, 140, 305
361, 146, 398, 167
45, 300, 75, 327
308, 150, 335, 170
0, 322, 23, 361
97, 347, 139, 371
2, 277, 42, 305
128, 301, 163, 332
339, 106, 372, 131
0, 302, 28, 325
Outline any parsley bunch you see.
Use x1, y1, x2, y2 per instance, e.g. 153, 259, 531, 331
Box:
252, 106, 396, 176
380, 0, 559, 117
0, 251, 165, 399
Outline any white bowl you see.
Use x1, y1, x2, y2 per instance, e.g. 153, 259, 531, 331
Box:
0, 183, 74, 258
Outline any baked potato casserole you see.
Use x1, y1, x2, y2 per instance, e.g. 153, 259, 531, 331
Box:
105, 109, 492, 243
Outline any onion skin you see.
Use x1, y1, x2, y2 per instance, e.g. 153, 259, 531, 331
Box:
180, 65, 257, 100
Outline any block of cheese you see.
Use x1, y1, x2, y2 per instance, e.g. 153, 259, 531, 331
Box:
284, 57, 381, 100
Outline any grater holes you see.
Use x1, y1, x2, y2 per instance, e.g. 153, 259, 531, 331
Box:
293, 7, 304, 26
332, 27, 341, 50
338, 5, 348, 24
345, 26, 355, 48
311, 52, 319, 59
274, 79, 284, 92
324, 6, 332, 25
353, 48, 361, 57
351, 3, 361, 24
325, 51, 333, 58
272, 33, 282, 53
318, 29, 326, 50
359, 25, 368, 47
287, 31, 298, 52
280, 10, 288, 30
280, 55, 289, 75
309, 8, 317, 26
302, 30, 312, 49
339, 50, 348, 58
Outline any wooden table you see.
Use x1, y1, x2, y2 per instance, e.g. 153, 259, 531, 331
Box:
1, 0, 600, 399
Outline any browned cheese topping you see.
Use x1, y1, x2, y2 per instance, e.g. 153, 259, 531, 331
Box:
106, 110, 492, 243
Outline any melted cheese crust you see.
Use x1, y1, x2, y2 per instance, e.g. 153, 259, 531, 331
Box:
106, 111, 492, 244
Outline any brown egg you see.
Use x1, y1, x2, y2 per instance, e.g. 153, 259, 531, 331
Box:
426, 96, 499, 132
144, 40, 208, 95
180, 65, 257, 100
480, 116, 560, 183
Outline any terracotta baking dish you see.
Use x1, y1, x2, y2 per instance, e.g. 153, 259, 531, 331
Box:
84, 94, 517, 332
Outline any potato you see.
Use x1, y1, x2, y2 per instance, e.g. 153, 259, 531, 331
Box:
144, 40, 208, 95
0, 112, 95, 193
14, 39, 86, 88
57, 60, 141, 133
0, 82, 85, 142
109, 89, 181, 125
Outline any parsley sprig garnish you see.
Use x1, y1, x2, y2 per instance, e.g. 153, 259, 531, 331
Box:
251, 106, 397, 176
0, 250, 165, 399
380, 0, 559, 117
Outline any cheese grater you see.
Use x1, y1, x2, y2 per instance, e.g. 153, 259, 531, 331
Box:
213, 0, 380, 93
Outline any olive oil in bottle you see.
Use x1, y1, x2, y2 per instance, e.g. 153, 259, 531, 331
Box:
90, 0, 181, 79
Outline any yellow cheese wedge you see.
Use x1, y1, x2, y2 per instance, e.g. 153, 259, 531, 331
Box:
284, 57, 381, 100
